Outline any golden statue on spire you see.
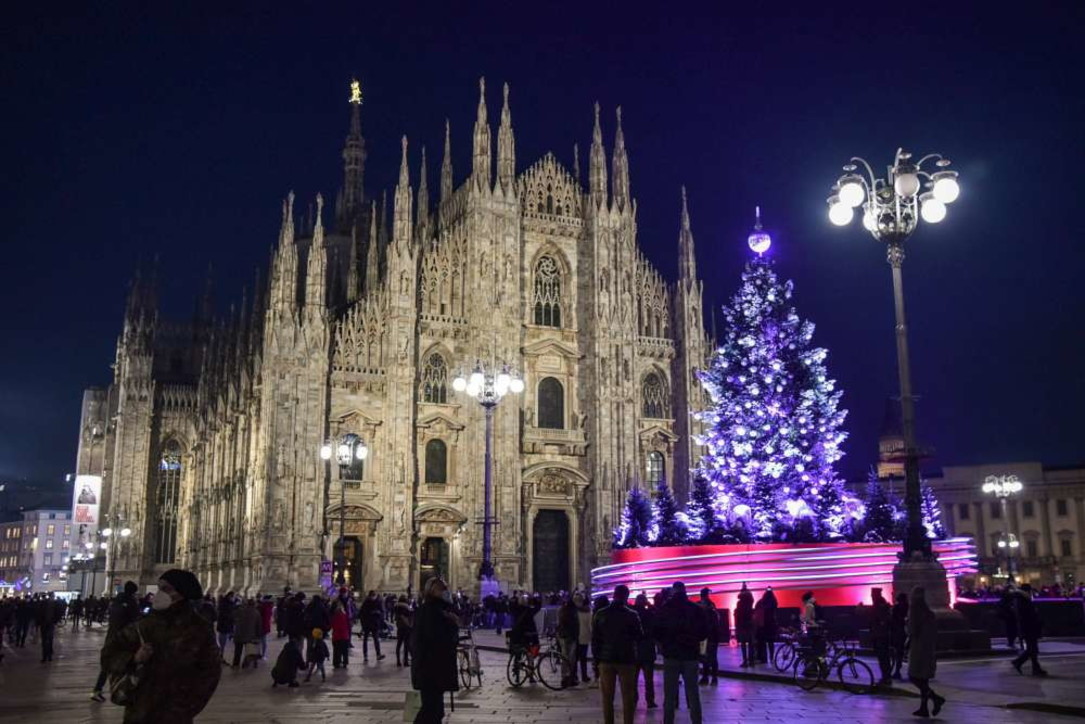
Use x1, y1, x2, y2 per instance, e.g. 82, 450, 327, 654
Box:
349, 78, 362, 105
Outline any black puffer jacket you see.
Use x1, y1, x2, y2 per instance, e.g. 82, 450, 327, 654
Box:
655, 594, 707, 661
410, 598, 460, 693
591, 601, 643, 664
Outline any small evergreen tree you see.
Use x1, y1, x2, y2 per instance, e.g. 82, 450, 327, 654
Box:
921, 484, 947, 539
653, 478, 688, 546
614, 487, 654, 548
685, 474, 722, 543
862, 474, 898, 543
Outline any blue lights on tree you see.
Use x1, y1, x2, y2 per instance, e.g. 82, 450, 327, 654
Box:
695, 254, 858, 542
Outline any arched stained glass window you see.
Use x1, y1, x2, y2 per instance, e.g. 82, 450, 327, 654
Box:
154, 439, 182, 565
425, 439, 448, 485
538, 377, 565, 429
533, 256, 563, 328
421, 353, 448, 404
646, 451, 665, 484
642, 372, 669, 418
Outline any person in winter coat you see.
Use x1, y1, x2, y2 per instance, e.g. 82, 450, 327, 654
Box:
999, 585, 1020, 649
91, 581, 142, 701
557, 594, 581, 687
410, 577, 460, 724
233, 598, 262, 668
1011, 583, 1048, 676
284, 592, 307, 649
890, 592, 909, 679
394, 595, 414, 667
36, 593, 63, 663
655, 582, 708, 724
360, 590, 385, 661
216, 592, 236, 657
574, 592, 593, 684
101, 569, 222, 724
754, 587, 778, 665
734, 583, 755, 667
258, 595, 274, 658
271, 638, 305, 688
305, 628, 330, 682
633, 594, 658, 707
302, 594, 331, 663
869, 587, 893, 685
698, 588, 720, 681
907, 586, 945, 718
330, 601, 352, 669
592, 585, 644, 724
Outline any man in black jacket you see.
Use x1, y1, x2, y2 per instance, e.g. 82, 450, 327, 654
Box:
870, 587, 893, 685
1011, 583, 1048, 676
592, 585, 643, 724
655, 582, 708, 724
90, 581, 142, 702
410, 577, 459, 724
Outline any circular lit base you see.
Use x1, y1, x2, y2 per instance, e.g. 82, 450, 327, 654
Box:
591, 538, 977, 610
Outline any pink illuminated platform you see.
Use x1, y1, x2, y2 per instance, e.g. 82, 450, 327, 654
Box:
591, 538, 978, 610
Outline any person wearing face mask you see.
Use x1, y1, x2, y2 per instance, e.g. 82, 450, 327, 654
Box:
410, 578, 460, 723
102, 568, 222, 724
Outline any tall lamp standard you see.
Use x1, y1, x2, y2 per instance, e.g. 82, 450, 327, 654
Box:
100, 513, 132, 594
452, 362, 524, 593
828, 149, 961, 602
321, 433, 369, 587
984, 474, 1024, 581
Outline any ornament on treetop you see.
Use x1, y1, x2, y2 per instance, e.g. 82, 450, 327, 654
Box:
747, 206, 772, 255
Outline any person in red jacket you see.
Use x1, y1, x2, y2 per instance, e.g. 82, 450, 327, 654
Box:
259, 595, 275, 659
331, 600, 352, 669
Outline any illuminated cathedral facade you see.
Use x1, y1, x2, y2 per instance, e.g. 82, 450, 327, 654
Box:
73, 79, 709, 595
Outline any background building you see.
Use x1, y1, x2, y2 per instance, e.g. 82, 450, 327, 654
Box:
0, 518, 26, 596
74, 81, 710, 596
13, 509, 75, 594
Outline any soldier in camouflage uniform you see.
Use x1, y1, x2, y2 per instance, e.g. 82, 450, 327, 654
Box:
102, 569, 222, 724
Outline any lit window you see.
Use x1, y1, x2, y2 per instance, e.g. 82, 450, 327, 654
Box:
45, 539, 54, 550
63, 525, 71, 536
46, 524, 55, 536
155, 439, 182, 564
646, 451, 665, 484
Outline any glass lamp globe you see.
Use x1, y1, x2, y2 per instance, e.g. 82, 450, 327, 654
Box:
932, 172, 960, 203
452, 376, 467, 392
894, 171, 920, 198
509, 377, 525, 394
919, 193, 946, 223
469, 371, 484, 389
120, 528, 131, 537
838, 177, 865, 207
337, 443, 352, 461
495, 372, 511, 396
828, 199, 853, 227
320, 444, 333, 460
100, 542, 108, 550
862, 209, 877, 232
101, 528, 113, 537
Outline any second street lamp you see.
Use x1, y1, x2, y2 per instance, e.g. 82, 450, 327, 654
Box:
321, 433, 368, 587
828, 148, 961, 606
983, 474, 1024, 581
452, 361, 524, 591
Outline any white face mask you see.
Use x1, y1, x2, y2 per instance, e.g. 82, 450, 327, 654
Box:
152, 592, 174, 611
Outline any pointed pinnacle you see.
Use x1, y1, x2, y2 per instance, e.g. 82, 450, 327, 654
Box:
681, 186, 690, 230
399, 135, 409, 185
593, 101, 601, 138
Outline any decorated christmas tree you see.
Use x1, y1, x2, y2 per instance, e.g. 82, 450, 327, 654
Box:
685, 474, 724, 543
861, 473, 899, 543
696, 223, 856, 542
652, 478, 688, 546
614, 486, 654, 549
921, 484, 947, 539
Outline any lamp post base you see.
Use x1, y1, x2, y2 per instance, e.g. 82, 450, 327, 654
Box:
892, 555, 990, 652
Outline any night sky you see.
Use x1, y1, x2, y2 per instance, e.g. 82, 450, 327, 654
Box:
2, 3, 1082, 491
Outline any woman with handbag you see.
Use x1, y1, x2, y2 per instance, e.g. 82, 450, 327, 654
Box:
102, 569, 222, 724
233, 598, 262, 668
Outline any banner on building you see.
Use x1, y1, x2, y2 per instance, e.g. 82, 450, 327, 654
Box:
73, 475, 102, 525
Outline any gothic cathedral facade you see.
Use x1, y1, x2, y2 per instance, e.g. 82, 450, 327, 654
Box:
74, 79, 708, 595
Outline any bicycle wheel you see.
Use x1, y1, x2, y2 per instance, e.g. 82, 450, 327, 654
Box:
536, 651, 567, 690
773, 643, 796, 673
794, 654, 826, 691
459, 650, 474, 689
837, 657, 874, 695
506, 653, 528, 688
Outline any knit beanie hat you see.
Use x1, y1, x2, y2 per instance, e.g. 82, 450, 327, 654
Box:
159, 569, 204, 601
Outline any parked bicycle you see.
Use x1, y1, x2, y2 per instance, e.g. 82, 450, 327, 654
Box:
506, 633, 567, 690
793, 633, 874, 694
772, 626, 801, 672
458, 628, 483, 689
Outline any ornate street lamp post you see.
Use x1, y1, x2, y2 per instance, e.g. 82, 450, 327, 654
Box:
321, 433, 369, 587
984, 475, 1024, 581
100, 512, 132, 594
828, 148, 961, 603
452, 362, 524, 591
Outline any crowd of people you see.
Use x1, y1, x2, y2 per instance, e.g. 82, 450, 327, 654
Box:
958, 581, 1085, 600
0, 570, 1065, 723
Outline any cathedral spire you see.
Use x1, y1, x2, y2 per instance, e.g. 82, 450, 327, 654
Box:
393, 136, 413, 249
611, 106, 630, 211
305, 193, 327, 309
472, 77, 492, 191
416, 146, 429, 234
272, 192, 298, 310
366, 200, 380, 293
379, 189, 389, 251
589, 102, 608, 208
441, 118, 453, 202
496, 82, 515, 194
337, 78, 367, 229
678, 186, 697, 282
573, 143, 580, 186
346, 225, 361, 304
